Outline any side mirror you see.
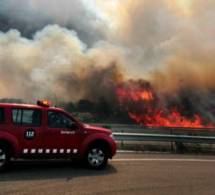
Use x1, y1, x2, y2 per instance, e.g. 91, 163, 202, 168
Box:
67, 123, 78, 130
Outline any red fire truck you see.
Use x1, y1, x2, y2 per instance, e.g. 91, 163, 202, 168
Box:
0, 100, 116, 171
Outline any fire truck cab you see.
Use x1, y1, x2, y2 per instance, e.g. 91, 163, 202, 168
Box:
0, 101, 116, 171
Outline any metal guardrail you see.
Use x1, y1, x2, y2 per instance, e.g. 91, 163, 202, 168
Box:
113, 132, 215, 144
93, 123, 215, 135
92, 123, 215, 144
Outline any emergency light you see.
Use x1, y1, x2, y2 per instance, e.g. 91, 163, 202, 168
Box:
37, 100, 51, 107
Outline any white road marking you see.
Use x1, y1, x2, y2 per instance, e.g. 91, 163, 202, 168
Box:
111, 158, 215, 163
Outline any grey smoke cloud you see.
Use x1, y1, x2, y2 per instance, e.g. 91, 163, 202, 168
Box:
0, 25, 124, 102
0, 0, 214, 111
0, 0, 107, 45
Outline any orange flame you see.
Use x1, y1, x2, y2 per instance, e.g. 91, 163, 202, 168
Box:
116, 87, 215, 128
129, 111, 214, 128
117, 88, 154, 102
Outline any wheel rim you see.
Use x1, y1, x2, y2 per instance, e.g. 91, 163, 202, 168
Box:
87, 148, 105, 167
0, 149, 6, 167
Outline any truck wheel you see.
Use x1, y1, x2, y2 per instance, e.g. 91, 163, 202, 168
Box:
0, 146, 10, 172
85, 146, 108, 169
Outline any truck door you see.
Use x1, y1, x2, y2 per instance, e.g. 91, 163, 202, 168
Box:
43, 110, 83, 156
11, 108, 44, 155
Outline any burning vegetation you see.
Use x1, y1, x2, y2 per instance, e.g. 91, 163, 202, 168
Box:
116, 80, 215, 128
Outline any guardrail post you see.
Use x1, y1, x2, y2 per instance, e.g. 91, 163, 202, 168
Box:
121, 130, 124, 149
170, 129, 174, 153
175, 142, 185, 153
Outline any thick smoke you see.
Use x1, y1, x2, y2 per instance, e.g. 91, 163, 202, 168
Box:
0, 0, 107, 45
0, 0, 215, 123
0, 25, 125, 102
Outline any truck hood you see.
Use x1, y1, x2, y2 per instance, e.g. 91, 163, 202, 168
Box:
83, 124, 112, 135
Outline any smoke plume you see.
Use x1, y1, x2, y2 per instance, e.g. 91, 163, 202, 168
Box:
0, 0, 215, 125
0, 25, 124, 102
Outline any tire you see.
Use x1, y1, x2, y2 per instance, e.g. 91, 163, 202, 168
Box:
85, 145, 108, 169
0, 145, 10, 172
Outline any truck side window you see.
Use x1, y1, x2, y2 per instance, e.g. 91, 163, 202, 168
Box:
0, 108, 5, 123
12, 109, 41, 126
48, 111, 74, 128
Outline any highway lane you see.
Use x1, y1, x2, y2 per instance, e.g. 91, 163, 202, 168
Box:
0, 153, 215, 195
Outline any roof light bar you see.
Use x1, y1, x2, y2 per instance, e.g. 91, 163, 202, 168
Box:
37, 100, 51, 107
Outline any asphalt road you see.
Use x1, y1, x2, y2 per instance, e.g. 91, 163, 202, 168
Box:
1, 153, 215, 195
